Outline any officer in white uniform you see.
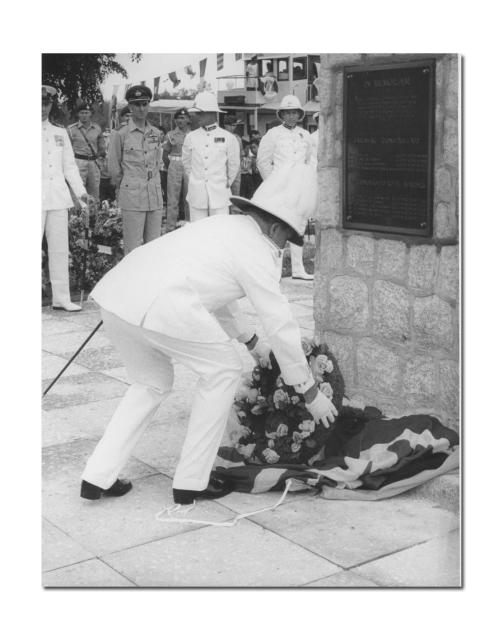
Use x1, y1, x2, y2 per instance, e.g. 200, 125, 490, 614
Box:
310, 111, 320, 166
182, 92, 240, 221
80, 164, 337, 505
257, 95, 314, 281
42, 85, 92, 312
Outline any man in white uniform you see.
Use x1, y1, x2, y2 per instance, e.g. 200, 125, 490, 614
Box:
257, 95, 313, 281
310, 111, 320, 166
182, 92, 240, 221
42, 85, 92, 312
80, 164, 337, 505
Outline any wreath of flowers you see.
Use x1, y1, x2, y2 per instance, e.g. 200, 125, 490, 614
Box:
231, 337, 345, 465
67, 203, 124, 292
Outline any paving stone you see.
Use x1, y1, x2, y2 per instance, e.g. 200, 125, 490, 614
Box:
42, 371, 128, 410
248, 495, 458, 569
42, 352, 89, 380
42, 398, 122, 446
43, 558, 135, 587
42, 327, 112, 357
42, 317, 85, 337
216, 487, 314, 515
352, 529, 460, 587
71, 343, 124, 371
305, 570, 379, 587
42, 519, 95, 571
43, 473, 234, 556
43, 438, 155, 484
103, 519, 339, 587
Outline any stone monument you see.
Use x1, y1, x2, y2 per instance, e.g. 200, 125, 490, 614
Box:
314, 54, 459, 428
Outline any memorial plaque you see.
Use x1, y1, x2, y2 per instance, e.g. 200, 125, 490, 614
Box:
343, 60, 435, 236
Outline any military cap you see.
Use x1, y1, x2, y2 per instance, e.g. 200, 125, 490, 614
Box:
77, 103, 92, 112
42, 85, 57, 101
174, 108, 190, 118
125, 85, 153, 102
119, 105, 131, 118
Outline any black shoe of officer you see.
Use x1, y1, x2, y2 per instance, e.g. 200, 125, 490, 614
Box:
172, 472, 234, 505
80, 478, 133, 500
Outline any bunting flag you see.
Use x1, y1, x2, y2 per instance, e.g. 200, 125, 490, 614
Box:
184, 64, 196, 77
168, 71, 180, 87
235, 53, 242, 61
217, 53, 224, 70
153, 76, 160, 99
140, 80, 146, 86
199, 57, 207, 78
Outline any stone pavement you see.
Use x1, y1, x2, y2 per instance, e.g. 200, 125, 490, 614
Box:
42, 279, 460, 588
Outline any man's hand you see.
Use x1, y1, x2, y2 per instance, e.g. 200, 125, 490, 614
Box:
246, 335, 272, 369
79, 193, 95, 205
305, 390, 338, 428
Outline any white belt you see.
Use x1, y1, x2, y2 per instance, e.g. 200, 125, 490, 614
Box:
169, 155, 182, 161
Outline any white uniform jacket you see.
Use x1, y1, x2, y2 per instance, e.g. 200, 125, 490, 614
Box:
257, 124, 312, 180
182, 126, 240, 209
42, 120, 86, 210
310, 129, 319, 167
91, 214, 312, 386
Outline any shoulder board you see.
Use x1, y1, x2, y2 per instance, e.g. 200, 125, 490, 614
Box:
68, 122, 78, 128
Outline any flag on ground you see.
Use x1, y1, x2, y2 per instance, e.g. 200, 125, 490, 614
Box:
214, 409, 459, 501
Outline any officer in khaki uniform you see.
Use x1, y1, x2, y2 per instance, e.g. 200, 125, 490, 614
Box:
68, 103, 106, 201
163, 108, 191, 231
108, 85, 164, 254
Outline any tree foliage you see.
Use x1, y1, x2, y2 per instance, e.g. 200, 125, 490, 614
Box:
42, 54, 141, 109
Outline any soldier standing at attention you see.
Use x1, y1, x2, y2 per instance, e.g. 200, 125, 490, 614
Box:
182, 92, 240, 221
108, 85, 164, 254
257, 94, 313, 281
163, 108, 191, 231
68, 103, 106, 202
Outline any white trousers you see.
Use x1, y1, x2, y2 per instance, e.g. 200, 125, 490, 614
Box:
82, 309, 243, 491
42, 208, 72, 306
290, 242, 309, 277
189, 206, 229, 222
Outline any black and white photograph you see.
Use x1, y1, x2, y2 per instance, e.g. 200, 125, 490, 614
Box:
40, 51, 461, 589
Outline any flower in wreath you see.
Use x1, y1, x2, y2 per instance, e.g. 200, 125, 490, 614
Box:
292, 431, 305, 444
311, 354, 334, 380
276, 422, 289, 437
247, 388, 259, 403
250, 395, 269, 415
263, 448, 280, 464
299, 419, 316, 435
319, 382, 334, 400
291, 442, 301, 453
273, 388, 290, 409
252, 366, 262, 382
291, 394, 300, 405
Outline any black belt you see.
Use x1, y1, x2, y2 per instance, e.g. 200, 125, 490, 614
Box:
75, 153, 97, 161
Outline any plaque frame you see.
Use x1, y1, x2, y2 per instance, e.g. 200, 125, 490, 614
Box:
342, 59, 436, 237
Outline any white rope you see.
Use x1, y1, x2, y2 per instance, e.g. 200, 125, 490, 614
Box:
155, 479, 293, 527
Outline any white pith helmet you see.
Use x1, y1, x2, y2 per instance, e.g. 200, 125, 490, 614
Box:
189, 91, 226, 113
230, 164, 317, 246
277, 94, 304, 119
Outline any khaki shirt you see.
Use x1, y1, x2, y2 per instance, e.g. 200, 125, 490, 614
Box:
164, 127, 189, 156
68, 121, 105, 157
108, 119, 164, 211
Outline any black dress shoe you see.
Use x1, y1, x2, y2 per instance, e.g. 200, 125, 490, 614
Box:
172, 472, 234, 505
80, 478, 132, 500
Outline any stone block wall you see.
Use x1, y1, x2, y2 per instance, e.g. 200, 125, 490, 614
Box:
314, 54, 459, 428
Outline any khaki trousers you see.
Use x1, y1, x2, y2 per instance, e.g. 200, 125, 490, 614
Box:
166, 160, 188, 231
121, 209, 163, 254
42, 209, 72, 306
82, 309, 243, 491
75, 158, 101, 201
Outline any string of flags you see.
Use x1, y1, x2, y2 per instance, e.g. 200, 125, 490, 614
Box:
111, 54, 243, 102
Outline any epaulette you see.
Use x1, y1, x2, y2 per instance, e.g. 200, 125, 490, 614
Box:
68, 122, 78, 128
